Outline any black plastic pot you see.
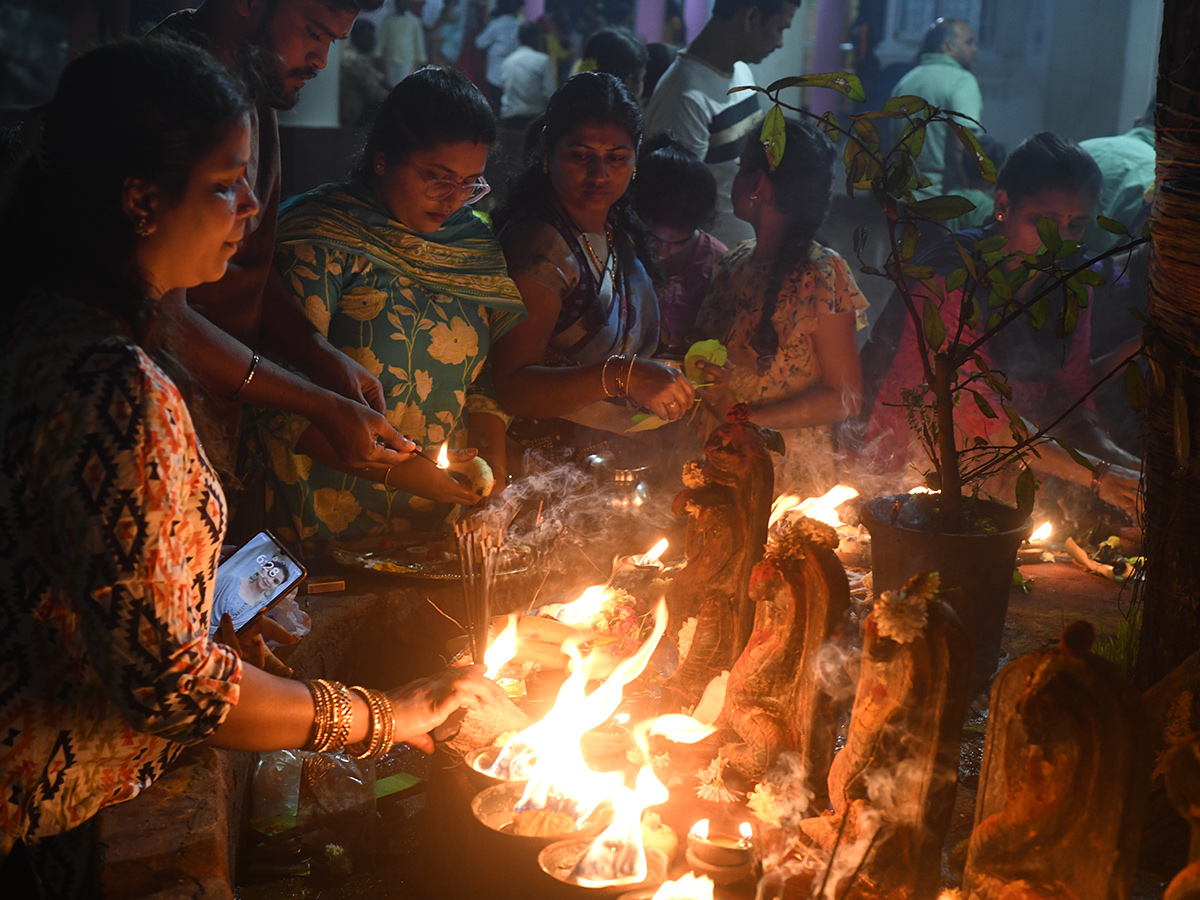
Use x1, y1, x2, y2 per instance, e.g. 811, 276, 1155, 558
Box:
860, 494, 1031, 693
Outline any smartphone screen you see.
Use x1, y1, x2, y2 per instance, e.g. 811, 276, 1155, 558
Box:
210, 531, 306, 636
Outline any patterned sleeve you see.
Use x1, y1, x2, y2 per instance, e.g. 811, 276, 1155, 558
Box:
500, 218, 579, 300
812, 246, 871, 331
42, 344, 240, 743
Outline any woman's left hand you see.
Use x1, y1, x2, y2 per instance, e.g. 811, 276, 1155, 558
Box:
627, 359, 696, 421
387, 665, 506, 753
215, 613, 298, 678
694, 359, 736, 420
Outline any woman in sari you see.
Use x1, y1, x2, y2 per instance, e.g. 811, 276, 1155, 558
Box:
252, 66, 526, 553
490, 72, 694, 468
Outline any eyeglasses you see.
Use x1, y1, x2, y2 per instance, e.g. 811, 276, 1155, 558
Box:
421, 172, 491, 205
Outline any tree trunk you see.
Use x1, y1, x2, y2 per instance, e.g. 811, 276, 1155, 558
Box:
1134, 0, 1200, 688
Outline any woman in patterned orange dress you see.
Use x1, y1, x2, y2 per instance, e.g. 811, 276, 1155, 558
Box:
0, 39, 495, 895
694, 118, 869, 498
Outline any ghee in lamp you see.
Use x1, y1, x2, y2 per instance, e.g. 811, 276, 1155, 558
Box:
686, 819, 752, 867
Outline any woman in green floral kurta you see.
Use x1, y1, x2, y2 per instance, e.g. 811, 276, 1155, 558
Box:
252, 68, 525, 553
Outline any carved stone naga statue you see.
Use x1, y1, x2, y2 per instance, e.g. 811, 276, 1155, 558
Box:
665, 404, 781, 706
963, 621, 1151, 900
718, 516, 851, 799
760, 573, 971, 900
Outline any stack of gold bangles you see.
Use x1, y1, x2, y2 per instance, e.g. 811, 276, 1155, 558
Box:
304, 678, 396, 759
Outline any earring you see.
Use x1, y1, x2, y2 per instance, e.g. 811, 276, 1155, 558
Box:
996, 212, 1005, 222
632, 168, 637, 181
375, 162, 385, 175
750, 192, 759, 202
542, 160, 549, 175
134, 217, 152, 237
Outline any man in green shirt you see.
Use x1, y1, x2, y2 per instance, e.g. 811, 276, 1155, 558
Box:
889, 18, 982, 198
1080, 100, 1156, 256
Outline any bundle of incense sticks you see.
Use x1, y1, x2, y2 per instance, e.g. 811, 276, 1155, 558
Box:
454, 519, 499, 666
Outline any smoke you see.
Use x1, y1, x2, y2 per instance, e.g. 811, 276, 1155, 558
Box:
813, 638, 861, 705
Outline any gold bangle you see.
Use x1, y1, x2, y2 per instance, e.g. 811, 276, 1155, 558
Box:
304, 679, 334, 752
383, 466, 395, 491
601, 355, 618, 398
347, 686, 396, 759
624, 355, 636, 397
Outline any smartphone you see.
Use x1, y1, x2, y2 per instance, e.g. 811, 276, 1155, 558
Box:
210, 530, 306, 637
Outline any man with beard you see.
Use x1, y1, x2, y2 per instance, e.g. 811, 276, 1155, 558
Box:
156, 0, 417, 488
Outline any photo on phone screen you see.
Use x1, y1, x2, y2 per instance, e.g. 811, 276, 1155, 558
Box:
210, 531, 306, 636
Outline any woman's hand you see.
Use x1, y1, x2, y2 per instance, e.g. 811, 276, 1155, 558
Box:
387, 665, 505, 753
627, 359, 695, 422
693, 359, 736, 421
314, 397, 420, 471
306, 337, 390, 415
215, 613, 298, 678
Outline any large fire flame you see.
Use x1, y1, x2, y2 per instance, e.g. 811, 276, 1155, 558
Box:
483, 614, 518, 679
484, 600, 669, 824
769, 484, 859, 529
572, 713, 716, 887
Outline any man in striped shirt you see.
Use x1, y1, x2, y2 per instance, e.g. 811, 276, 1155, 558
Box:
644, 0, 798, 246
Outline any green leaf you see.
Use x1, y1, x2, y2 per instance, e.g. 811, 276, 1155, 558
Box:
898, 120, 927, 161
1027, 295, 1049, 329
908, 194, 978, 221
851, 117, 880, 152
945, 267, 968, 293
902, 263, 935, 279
882, 94, 929, 116
1097, 215, 1129, 236
1015, 466, 1038, 513
765, 71, 865, 101
760, 105, 786, 171
1076, 268, 1105, 286
818, 110, 841, 143
953, 238, 977, 279
684, 339, 728, 383
974, 234, 1008, 254
1125, 362, 1148, 412
923, 295, 946, 351
1036, 217, 1063, 255
946, 121, 995, 182
1052, 436, 1093, 470
970, 390, 997, 419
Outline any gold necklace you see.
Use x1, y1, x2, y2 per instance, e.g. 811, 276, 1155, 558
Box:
577, 226, 615, 287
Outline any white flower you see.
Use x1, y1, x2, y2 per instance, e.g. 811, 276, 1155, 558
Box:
681, 460, 708, 489
873, 572, 938, 644
747, 782, 780, 825
695, 755, 741, 803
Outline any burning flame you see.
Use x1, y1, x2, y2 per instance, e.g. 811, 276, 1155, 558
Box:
572, 713, 716, 887
555, 583, 611, 626
769, 484, 859, 529
689, 818, 710, 840
485, 600, 670, 824
739, 821, 753, 844
908, 485, 938, 494
651, 874, 715, 900
1029, 521, 1052, 543
483, 614, 518, 679
632, 537, 669, 567
435, 441, 450, 469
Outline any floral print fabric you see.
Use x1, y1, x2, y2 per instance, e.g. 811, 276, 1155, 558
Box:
697, 240, 869, 496
0, 294, 239, 857
255, 185, 525, 553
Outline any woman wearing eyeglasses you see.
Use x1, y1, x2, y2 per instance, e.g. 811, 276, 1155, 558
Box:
249, 66, 526, 552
